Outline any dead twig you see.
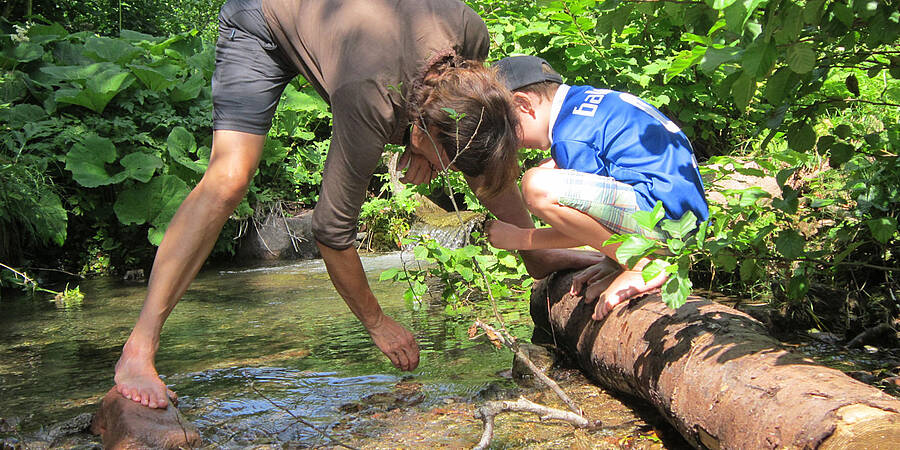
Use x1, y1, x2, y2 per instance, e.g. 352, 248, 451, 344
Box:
473, 320, 582, 416
472, 396, 598, 450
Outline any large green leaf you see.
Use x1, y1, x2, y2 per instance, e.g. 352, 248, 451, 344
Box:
170, 72, 206, 102
55, 67, 134, 113
615, 235, 657, 268
25, 22, 69, 45
1, 104, 48, 128
84, 36, 143, 65
65, 134, 118, 188
120, 152, 164, 183
40, 62, 119, 83
661, 211, 698, 239
130, 63, 180, 91
114, 175, 191, 245
167, 127, 206, 174
723, 0, 764, 34
787, 122, 817, 153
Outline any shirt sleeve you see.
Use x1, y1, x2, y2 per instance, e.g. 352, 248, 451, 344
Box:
311, 82, 395, 249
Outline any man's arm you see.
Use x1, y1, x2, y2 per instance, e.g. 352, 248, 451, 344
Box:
317, 242, 420, 371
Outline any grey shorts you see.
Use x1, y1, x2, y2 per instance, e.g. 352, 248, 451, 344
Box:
212, 0, 298, 135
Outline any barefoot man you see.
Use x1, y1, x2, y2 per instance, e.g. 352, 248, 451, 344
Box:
114, 0, 603, 408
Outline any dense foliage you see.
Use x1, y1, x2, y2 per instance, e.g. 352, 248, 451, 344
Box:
2, 1, 898, 334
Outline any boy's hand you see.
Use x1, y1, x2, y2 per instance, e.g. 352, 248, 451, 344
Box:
485, 220, 527, 250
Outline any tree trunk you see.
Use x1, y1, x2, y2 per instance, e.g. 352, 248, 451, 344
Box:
530, 266, 900, 449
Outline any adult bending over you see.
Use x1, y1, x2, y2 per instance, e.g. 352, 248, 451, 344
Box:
114, 0, 602, 409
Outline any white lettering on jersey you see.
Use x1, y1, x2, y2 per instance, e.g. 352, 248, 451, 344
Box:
619, 92, 682, 133
572, 88, 612, 117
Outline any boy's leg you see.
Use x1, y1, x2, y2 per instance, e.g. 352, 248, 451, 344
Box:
520, 167, 666, 319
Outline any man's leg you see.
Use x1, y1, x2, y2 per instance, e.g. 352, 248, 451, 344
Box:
115, 130, 265, 408
520, 167, 666, 320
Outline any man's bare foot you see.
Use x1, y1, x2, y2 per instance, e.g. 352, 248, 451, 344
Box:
586, 269, 667, 320
114, 346, 175, 409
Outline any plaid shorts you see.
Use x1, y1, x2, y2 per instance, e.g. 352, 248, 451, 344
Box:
553, 170, 668, 241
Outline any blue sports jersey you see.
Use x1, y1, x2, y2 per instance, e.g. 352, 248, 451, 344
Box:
549, 85, 709, 222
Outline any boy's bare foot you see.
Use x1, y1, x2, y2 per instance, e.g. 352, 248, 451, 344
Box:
114, 344, 175, 409
585, 269, 667, 320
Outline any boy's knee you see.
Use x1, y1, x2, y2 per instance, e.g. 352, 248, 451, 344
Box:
521, 168, 557, 214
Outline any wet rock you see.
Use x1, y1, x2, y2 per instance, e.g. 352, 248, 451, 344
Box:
0, 417, 20, 433
46, 413, 94, 439
338, 381, 425, 415
91, 387, 201, 449
512, 343, 555, 385
237, 209, 319, 260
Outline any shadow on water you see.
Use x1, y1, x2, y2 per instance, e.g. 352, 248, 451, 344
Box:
0, 253, 521, 446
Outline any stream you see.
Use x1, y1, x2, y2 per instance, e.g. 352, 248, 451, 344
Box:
2, 253, 897, 448
0, 253, 686, 449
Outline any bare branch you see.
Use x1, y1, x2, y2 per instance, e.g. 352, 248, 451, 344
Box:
472, 396, 598, 450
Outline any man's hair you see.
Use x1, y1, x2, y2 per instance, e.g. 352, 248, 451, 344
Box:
410, 55, 520, 199
514, 62, 561, 100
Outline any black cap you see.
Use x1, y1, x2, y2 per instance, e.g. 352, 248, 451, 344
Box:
493, 55, 563, 91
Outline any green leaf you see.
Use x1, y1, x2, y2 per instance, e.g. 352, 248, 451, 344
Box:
615, 235, 656, 268
740, 259, 758, 281
708, 0, 739, 10
731, 71, 756, 112
65, 134, 118, 187
665, 47, 706, 83
775, 229, 804, 259
32, 192, 68, 246
786, 43, 816, 74
788, 122, 817, 152
742, 39, 777, 78
723, 0, 764, 33
56, 68, 134, 113
866, 217, 898, 244
380, 267, 400, 281
828, 142, 854, 168
25, 22, 68, 44
167, 127, 206, 174
738, 187, 772, 207
772, 186, 799, 214
84, 36, 143, 65
764, 68, 794, 106
1, 104, 48, 128
713, 251, 738, 272
130, 63, 180, 91
641, 259, 669, 284
660, 272, 691, 309
786, 273, 809, 300
632, 201, 665, 231
414, 245, 428, 261
170, 72, 206, 102
661, 211, 698, 239
119, 152, 164, 183
114, 175, 190, 244
700, 46, 741, 74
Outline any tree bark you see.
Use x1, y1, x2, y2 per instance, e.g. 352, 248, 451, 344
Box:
531, 265, 900, 449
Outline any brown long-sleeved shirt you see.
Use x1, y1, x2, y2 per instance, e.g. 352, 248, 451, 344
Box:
262, 0, 490, 248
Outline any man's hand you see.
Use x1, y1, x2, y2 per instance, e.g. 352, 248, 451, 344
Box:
570, 260, 620, 297
366, 313, 420, 371
398, 147, 438, 185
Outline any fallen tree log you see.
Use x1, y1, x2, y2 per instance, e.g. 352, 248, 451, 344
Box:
530, 265, 900, 449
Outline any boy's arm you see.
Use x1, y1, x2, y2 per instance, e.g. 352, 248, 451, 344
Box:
486, 221, 585, 250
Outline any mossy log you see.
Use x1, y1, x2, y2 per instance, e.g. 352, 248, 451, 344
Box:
530, 266, 900, 449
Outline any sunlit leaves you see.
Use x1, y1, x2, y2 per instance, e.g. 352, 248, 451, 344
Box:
866, 217, 898, 244
65, 134, 118, 187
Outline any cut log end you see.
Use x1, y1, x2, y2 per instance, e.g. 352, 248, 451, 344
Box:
819, 404, 900, 450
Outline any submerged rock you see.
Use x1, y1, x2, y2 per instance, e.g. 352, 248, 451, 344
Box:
91, 387, 201, 449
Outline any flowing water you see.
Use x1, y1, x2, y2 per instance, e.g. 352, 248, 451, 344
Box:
0, 253, 553, 447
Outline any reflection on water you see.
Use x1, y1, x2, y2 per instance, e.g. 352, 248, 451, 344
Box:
0, 253, 520, 445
